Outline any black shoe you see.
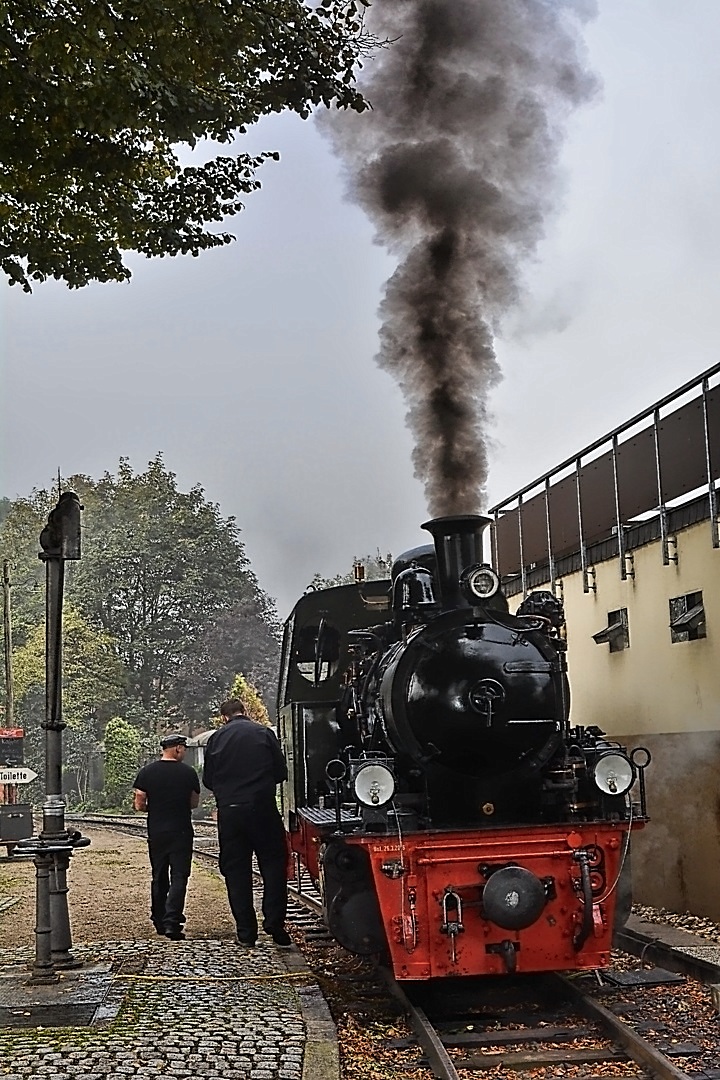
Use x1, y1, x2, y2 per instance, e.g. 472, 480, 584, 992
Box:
269, 928, 292, 948
164, 928, 186, 941
152, 922, 165, 935
236, 936, 256, 948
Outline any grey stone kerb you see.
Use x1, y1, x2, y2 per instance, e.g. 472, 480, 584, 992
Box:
281, 940, 340, 1080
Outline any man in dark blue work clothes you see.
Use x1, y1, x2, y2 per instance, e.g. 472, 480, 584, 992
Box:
133, 734, 200, 940
202, 698, 291, 948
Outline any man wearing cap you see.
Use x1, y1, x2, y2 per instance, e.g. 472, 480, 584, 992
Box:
133, 734, 201, 940
202, 697, 290, 948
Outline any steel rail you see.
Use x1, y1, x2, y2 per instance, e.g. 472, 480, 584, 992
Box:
615, 922, 720, 986
377, 967, 461, 1080
379, 967, 698, 1080
554, 972, 693, 1080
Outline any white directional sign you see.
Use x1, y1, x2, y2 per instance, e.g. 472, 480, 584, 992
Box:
0, 767, 38, 785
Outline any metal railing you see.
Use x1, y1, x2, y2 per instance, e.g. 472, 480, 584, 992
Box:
490, 361, 720, 594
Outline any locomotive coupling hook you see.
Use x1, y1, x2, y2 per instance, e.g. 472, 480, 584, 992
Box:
440, 888, 465, 936
441, 888, 464, 964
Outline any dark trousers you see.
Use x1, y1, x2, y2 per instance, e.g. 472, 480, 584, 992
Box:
148, 830, 193, 931
217, 800, 288, 941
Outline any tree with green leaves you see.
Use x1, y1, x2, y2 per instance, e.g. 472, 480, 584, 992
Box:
104, 715, 142, 809
0, 459, 280, 747
12, 603, 127, 803
169, 597, 280, 730
12, 603, 127, 716
1, 0, 371, 292
310, 550, 392, 590
67, 455, 280, 722
0, 492, 52, 644
228, 673, 271, 726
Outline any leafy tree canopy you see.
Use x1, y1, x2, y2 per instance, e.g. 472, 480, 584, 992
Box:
169, 597, 280, 730
0, 491, 54, 643
1, 0, 370, 292
0, 453, 280, 751
0, 456, 280, 730
67, 454, 279, 715
1, 460, 281, 802
12, 602, 126, 716
310, 550, 392, 590
228, 672, 271, 726
11, 603, 127, 801
104, 715, 142, 808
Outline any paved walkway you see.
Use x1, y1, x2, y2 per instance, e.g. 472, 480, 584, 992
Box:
0, 934, 338, 1080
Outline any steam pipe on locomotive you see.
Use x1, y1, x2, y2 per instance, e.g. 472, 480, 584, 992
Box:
278, 514, 650, 979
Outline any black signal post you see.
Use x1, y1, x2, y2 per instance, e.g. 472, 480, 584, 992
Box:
17, 492, 90, 983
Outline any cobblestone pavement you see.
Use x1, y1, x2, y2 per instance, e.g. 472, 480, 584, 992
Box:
0, 830, 339, 1080
0, 937, 310, 1080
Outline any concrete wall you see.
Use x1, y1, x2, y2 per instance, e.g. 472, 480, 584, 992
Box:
561, 521, 720, 738
620, 730, 720, 915
515, 518, 720, 918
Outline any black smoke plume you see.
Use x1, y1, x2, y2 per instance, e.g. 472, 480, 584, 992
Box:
322, 0, 598, 514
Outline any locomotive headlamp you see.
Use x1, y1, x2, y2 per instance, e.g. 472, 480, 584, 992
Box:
460, 563, 500, 603
354, 763, 395, 807
593, 752, 635, 796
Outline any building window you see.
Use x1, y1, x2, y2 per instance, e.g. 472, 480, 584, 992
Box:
669, 591, 706, 643
592, 608, 629, 652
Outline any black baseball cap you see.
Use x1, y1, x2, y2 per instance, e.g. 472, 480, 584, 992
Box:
160, 734, 188, 749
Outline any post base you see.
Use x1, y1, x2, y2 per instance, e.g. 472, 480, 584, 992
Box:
52, 952, 83, 970
26, 969, 60, 986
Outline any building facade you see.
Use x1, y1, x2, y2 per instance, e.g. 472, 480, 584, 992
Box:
490, 362, 720, 918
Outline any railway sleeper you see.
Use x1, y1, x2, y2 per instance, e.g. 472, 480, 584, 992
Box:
388, 1024, 595, 1048
452, 1047, 627, 1070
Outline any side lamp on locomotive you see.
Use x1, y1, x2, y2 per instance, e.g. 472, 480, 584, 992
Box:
323, 755, 398, 831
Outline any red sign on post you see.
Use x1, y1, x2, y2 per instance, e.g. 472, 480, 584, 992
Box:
0, 729, 23, 739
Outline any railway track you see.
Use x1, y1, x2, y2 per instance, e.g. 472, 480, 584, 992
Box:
70, 816, 718, 1080
381, 968, 705, 1080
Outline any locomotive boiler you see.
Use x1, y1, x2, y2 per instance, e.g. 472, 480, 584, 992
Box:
278, 515, 649, 979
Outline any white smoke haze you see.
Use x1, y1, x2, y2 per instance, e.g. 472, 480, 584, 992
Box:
321, 0, 599, 515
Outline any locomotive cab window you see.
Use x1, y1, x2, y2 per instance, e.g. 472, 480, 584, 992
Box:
294, 618, 341, 685
669, 591, 706, 643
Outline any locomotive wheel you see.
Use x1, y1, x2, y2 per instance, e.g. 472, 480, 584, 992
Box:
322, 841, 388, 956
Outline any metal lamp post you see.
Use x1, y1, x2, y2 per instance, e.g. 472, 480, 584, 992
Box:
17, 492, 91, 983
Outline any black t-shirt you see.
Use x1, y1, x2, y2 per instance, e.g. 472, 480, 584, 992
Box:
133, 760, 200, 835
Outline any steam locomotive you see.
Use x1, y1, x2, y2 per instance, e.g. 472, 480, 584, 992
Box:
278, 515, 649, 979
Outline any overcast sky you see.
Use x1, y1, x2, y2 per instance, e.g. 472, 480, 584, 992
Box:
2, 2, 720, 619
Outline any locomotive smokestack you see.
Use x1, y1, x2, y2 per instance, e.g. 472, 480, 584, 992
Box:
321, 1, 597, 515
422, 514, 491, 607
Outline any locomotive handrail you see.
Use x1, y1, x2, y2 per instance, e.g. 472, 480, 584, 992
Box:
572, 850, 594, 950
